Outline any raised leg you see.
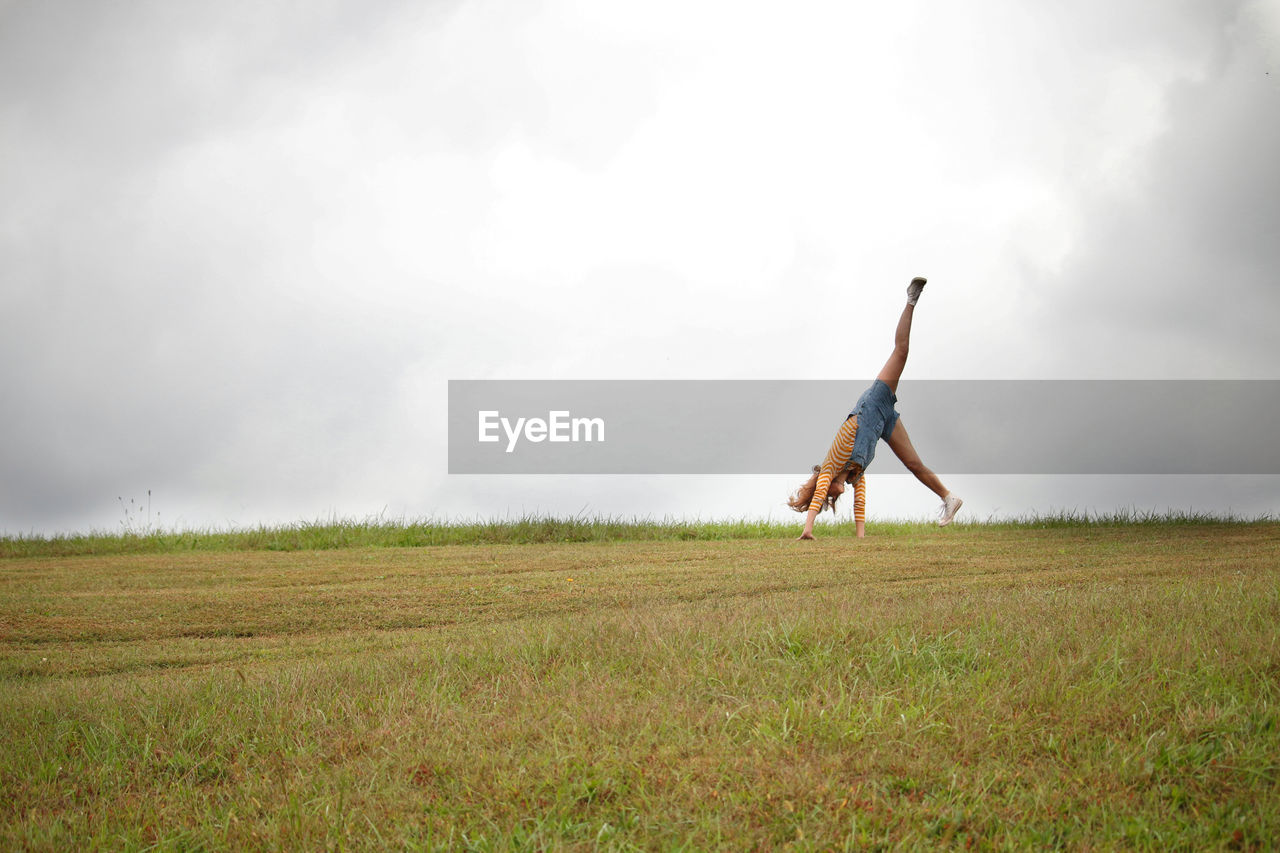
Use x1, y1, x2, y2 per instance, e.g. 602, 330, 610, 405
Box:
875, 301, 915, 395
883, 420, 949, 500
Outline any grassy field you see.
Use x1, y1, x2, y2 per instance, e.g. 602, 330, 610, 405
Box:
2, 520, 1278, 850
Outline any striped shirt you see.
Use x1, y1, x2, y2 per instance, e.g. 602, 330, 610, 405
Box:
808, 415, 867, 523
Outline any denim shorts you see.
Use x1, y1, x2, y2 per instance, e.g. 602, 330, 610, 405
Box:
846, 379, 900, 473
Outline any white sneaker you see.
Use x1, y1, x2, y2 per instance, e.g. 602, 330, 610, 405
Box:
907, 276, 927, 305
938, 493, 963, 527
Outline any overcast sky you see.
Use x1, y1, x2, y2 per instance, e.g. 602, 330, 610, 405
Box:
2, 0, 1278, 534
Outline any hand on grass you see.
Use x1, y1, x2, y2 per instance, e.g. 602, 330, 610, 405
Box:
796, 531, 815, 541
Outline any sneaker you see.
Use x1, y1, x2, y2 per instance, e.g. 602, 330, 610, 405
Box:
907, 276, 927, 305
938, 493, 963, 527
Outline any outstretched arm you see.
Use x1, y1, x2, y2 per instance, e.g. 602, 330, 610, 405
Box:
799, 506, 820, 540
798, 416, 858, 540
854, 475, 866, 538
799, 465, 834, 539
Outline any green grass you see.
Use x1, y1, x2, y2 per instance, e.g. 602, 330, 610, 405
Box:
2, 521, 1278, 849
2, 509, 1270, 558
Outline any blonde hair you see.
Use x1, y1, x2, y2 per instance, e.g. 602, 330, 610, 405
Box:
787, 465, 842, 514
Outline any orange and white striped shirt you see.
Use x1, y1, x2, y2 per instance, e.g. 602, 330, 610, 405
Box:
808, 415, 867, 523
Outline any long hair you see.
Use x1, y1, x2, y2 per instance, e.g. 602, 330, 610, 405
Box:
787, 465, 842, 514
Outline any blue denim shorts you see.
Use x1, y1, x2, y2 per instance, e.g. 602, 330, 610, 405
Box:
847, 379, 900, 473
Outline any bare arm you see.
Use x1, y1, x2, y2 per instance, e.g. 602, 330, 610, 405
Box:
799, 507, 819, 540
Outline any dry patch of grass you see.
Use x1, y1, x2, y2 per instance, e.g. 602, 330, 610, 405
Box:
2, 524, 1278, 849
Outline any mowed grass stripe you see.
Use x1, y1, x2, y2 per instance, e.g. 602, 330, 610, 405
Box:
2, 524, 1278, 849
3, 526, 1273, 648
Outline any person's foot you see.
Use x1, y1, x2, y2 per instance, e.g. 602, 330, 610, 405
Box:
938, 493, 962, 527
907, 276, 927, 305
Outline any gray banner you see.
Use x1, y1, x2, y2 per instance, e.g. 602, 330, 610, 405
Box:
447, 380, 1280, 475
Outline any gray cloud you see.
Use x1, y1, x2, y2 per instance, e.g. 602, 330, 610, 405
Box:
0, 1, 448, 529
1024, 1, 1280, 377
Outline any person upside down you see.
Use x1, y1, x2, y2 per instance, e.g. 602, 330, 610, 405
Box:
790, 276, 963, 540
